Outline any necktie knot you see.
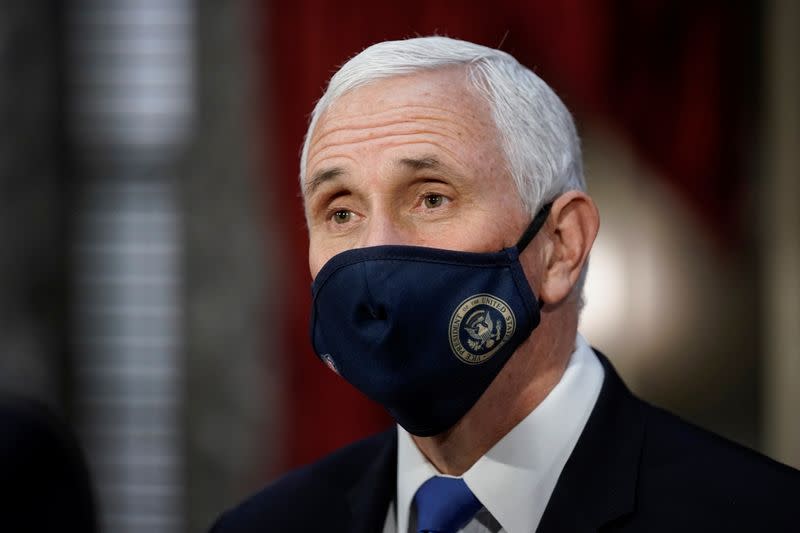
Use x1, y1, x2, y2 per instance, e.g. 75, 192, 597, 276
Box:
413, 476, 482, 533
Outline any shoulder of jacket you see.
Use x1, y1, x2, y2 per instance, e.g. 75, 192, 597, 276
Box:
208, 429, 395, 532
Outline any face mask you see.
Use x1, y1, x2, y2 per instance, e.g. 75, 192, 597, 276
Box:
310, 203, 552, 437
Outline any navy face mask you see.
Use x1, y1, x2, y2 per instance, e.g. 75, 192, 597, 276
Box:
310, 203, 552, 437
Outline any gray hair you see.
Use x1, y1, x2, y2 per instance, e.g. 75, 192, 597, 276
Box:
299, 36, 586, 218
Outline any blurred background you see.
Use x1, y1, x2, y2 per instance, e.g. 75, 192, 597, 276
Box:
0, 0, 797, 531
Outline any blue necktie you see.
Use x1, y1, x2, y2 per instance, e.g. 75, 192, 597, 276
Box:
413, 476, 483, 533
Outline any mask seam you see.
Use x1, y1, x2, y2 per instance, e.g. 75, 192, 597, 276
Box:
361, 261, 378, 318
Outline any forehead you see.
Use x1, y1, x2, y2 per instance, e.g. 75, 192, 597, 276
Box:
304, 67, 502, 182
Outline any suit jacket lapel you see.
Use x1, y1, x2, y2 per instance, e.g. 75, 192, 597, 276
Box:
537, 351, 645, 533
347, 428, 398, 533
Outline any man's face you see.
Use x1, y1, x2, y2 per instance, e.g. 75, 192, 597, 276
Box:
303, 67, 530, 278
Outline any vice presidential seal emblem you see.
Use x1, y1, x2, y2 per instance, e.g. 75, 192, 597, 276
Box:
449, 293, 515, 364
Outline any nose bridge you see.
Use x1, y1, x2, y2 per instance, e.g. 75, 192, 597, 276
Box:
361, 207, 406, 248
361, 213, 403, 247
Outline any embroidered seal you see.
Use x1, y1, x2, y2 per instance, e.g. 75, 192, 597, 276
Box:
449, 293, 515, 365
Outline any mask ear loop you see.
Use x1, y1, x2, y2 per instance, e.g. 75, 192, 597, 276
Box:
515, 202, 553, 252
514, 202, 553, 311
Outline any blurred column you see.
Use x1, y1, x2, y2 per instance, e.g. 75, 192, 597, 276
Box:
761, 0, 800, 469
68, 1, 192, 532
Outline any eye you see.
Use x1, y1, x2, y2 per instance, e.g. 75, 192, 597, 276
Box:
331, 209, 353, 224
423, 193, 446, 209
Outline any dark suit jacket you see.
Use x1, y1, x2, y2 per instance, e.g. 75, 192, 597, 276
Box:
0, 396, 97, 533
211, 353, 800, 532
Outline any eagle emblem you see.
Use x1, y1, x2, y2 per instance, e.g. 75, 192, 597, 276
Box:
464, 309, 503, 351
449, 294, 516, 365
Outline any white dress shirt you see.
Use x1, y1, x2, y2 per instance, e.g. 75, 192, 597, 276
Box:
382, 333, 604, 533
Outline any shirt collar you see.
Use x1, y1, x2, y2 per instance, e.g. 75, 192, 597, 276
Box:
396, 333, 604, 533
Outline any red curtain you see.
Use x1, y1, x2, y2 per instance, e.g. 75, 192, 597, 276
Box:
261, 0, 755, 471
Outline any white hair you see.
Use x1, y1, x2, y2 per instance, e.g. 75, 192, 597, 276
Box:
299, 35, 586, 218
300, 36, 589, 304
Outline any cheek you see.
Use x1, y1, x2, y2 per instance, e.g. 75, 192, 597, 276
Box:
308, 231, 356, 278
308, 240, 329, 280
466, 201, 528, 251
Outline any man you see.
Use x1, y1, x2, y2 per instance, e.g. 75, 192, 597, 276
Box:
211, 36, 800, 532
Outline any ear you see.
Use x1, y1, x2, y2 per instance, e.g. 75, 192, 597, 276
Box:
537, 191, 599, 306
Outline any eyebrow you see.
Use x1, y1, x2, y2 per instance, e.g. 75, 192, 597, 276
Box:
305, 166, 345, 196
397, 155, 444, 171
304, 155, 455, 197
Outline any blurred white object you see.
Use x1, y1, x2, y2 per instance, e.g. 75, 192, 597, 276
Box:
69, 1, 192, 532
